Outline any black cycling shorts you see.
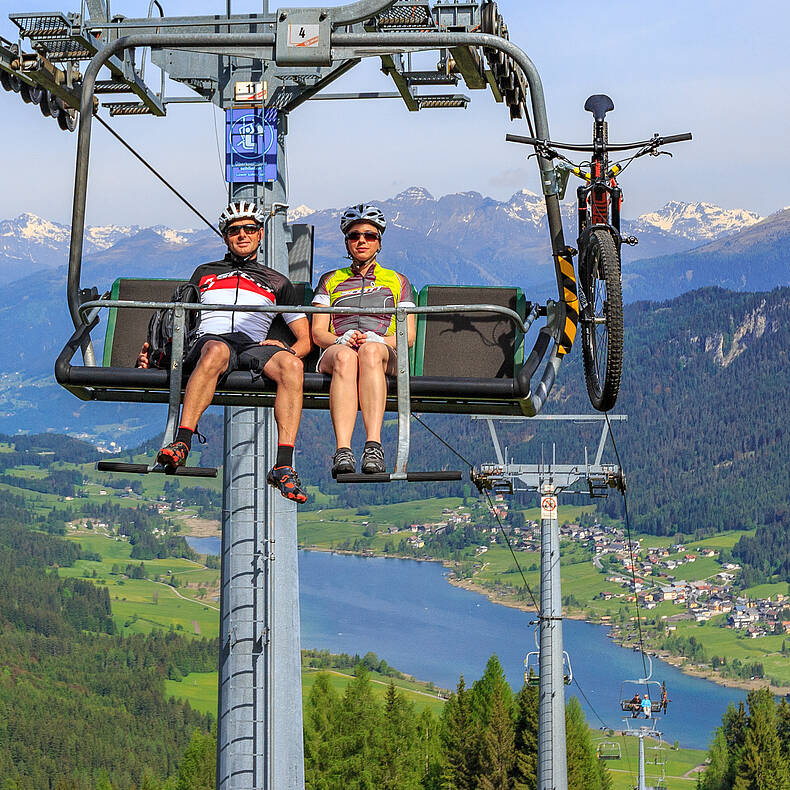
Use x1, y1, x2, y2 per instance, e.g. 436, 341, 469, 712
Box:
184, 332, 294, 379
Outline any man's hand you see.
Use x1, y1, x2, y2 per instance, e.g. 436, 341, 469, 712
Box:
260, 339, 289, 350
136, 342, 150, 369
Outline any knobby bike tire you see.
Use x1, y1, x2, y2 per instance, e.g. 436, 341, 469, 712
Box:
580, 228, 623, 411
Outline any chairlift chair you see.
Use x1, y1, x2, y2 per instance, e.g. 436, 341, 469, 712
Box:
54, 22, 580, 484
523, 650, 572, 686
619, 679, 664, 717
596, 741, 621, 761
618, 654, 667, 718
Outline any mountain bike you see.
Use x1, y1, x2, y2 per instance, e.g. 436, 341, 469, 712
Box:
508, 95, 691, 411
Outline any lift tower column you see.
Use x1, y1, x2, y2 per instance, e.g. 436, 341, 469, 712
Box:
538, 480, 567, 790
220, 117, 304, 787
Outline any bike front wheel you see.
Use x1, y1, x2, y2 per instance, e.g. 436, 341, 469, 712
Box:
580, 228, 623, 411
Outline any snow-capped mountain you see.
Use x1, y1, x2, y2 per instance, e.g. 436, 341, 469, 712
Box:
287, 204, 316, 222
0, 192, 769, 297
633, 200, 762, 243
0, 213, 202, 270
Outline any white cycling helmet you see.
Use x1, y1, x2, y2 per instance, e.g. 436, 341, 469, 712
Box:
340, 204, 386, 235
218, 200, 266, 233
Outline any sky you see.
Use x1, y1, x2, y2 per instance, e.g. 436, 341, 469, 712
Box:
0, 0, 786, 227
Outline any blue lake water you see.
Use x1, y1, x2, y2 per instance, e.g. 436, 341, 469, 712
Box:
187, 536, 745, 750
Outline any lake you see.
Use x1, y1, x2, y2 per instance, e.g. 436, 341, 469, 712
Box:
187, 537, 745, 749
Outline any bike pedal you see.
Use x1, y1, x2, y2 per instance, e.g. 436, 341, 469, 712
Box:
623, 235, 639, 245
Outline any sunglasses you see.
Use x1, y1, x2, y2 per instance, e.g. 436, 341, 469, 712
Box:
346, 231, 380, 242
226, 223, 260, 236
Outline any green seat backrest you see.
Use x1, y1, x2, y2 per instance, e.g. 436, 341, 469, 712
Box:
103, 278, 185, 368
413, 285, 526, 377
103, 278, 314, 368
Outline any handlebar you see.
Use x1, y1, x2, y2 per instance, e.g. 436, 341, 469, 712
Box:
506, 132, 692, 153
658, 132, 693, 145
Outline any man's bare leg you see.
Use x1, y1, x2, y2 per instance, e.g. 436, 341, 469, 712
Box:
180, 341, 231, 429
357, 342, 390, 444
261, 351, 304, 445
319, 344, 360, 448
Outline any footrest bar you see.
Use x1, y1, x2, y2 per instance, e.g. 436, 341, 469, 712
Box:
97, 461, 218, 477
335, 470, 463, 483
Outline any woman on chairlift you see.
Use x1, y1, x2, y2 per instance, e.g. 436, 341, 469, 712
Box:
311, 205, 416, 477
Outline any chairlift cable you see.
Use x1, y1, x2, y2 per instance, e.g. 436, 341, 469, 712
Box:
411, 414, 541, 613
604, 411, 649, 683
412, 413, 476, 469
572, 675, 608, 729
210, 104, 227, 188
95, 114, 222, 237
483, 488, 541, 614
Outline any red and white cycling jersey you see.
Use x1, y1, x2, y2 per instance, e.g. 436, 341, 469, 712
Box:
190, 255, 305, 340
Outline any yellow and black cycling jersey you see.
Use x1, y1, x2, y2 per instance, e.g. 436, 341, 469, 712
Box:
312, 261, 414, 336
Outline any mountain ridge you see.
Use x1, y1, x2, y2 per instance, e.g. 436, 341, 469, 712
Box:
0, 191, 762, 278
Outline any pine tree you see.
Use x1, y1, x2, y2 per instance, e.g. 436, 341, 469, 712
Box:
777, 699, 790, 763
418, 706, 444, 790
701, 727, 729, 790
441, 676, 478, 790
174, 729, 215, 790
304, 672, 340, 789
723, 700, 749, 783
565, 697, 604, 790
471, 656, 513, 730
733, 688, 789, 790
512, 684, 538, 790
333, 665, 386, 789
380, 681, 423, 790
476, 682, 515, 790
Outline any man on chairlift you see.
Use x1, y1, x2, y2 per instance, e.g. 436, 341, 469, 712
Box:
136, 200, 311, 503
311, 205, 416, 477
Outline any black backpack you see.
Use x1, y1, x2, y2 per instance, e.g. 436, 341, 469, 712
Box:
146, 282, 201, 369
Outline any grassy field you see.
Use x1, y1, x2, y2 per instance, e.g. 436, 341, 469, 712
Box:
298, 496, 465, 547
63, 533, 221, 638
165, 666, 448, 718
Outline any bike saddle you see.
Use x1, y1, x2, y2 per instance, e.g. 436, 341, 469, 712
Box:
584, 94, 614, 122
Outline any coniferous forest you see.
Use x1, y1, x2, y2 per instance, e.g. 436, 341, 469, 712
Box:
698, 689, 790, 790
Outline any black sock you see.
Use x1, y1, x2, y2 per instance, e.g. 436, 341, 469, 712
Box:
364, 440, 382, 451
276, 444, 294, 468
176, 425, 194, 450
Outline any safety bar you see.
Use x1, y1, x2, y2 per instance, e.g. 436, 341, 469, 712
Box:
67, 29, 570, 418
77, 298, 534, 331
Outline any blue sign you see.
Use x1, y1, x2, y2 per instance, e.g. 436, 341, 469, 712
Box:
225, 107, 278, 183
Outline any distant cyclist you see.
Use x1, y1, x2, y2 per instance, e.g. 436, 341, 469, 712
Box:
312, 204, 415, 477
137, 201, 311, 503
